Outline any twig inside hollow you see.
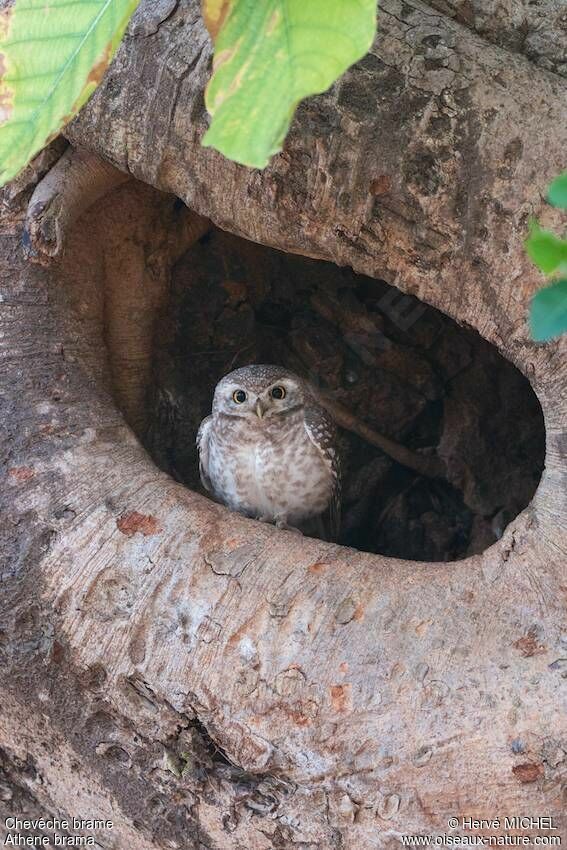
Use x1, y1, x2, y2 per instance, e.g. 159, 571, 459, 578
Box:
315, 391, 447, 480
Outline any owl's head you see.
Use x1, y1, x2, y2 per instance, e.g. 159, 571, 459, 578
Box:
212, 365, 306, 421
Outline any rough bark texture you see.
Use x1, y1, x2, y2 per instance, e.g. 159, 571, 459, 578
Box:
1, 0, 566, 848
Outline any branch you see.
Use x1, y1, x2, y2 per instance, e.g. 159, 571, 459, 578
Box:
24, 145, 129, 261
315, 392, 447, 479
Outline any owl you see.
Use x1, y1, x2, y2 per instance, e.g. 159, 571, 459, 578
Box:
196, 365, 340, 539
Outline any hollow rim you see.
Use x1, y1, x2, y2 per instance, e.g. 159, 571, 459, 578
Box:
42, 183, 565, 777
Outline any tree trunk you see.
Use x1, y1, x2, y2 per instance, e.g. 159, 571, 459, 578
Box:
1, 1, 565, 848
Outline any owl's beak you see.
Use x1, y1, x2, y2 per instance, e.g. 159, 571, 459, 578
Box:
255, 398, 267, 419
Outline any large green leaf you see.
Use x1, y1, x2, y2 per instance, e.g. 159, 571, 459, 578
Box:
0, 0, 140, 187
525, 222, 567, 275
202, 0, 377, 168
530, 278, 567, 342
548, 171, 567, 210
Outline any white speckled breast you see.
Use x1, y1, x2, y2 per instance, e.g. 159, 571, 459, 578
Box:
207, 408, 333, 524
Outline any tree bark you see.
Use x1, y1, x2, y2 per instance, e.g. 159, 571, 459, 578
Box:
1, 1, 566, 848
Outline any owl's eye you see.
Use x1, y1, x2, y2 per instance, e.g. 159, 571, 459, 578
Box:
270, 386, 286, 400
232, 389, 247, 404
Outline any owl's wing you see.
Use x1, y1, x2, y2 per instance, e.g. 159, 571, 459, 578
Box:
303, 399, 341, 542
196, 415, 213, 493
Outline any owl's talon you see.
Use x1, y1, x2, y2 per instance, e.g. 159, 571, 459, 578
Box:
256, 514, 302, 533
275, 519, 303, 535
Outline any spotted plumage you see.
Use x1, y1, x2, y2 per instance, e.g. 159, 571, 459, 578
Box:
197, 365, 340, 539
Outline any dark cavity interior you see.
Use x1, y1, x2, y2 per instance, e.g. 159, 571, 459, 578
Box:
145, 227, 545, 562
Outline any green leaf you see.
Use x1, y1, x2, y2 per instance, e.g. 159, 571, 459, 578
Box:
0, 0, 140, 187
202, 0, 377, 169
530, 278, 567, 342
548, 172, 567, 209
525, 223, 567, 275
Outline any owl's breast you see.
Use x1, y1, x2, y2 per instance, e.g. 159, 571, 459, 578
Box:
207, 417, 333, 523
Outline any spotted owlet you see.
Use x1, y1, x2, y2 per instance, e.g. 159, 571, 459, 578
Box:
196, 365, 340, 539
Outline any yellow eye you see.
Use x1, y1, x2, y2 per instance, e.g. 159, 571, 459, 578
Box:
270, 386, 286, 400
232, 389, 247, 404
